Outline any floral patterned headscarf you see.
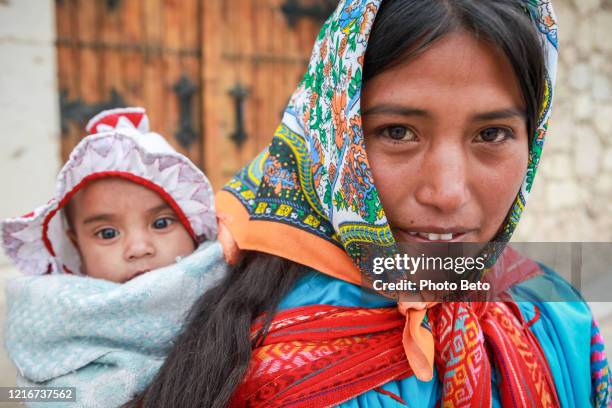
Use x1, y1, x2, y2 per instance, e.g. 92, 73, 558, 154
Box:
217, 0, 558, 284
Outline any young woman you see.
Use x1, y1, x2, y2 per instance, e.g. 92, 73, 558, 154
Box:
132, 0, 611, 406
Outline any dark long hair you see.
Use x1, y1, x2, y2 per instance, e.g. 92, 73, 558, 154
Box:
129, 251, 306, 408
130, 1, 546, 406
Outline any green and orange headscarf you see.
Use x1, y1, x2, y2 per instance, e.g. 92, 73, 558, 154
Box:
217, 0, 558, 284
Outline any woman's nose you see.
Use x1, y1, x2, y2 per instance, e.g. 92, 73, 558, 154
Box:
414, 144, 471, 214
124, 232, 155, 260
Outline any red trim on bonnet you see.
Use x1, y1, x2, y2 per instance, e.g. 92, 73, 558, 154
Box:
86, 109, 145, 134
42, 171, 197, 259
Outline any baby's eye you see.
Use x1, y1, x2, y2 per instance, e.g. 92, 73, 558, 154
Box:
152, 217, 174, 230
380, 126, 418, 142
474, 127, 514, 143
96, 228, 119, 240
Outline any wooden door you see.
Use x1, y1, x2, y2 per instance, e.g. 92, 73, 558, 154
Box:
200, 0, 324, 188
56, 0, 327, 190
56, 0, 203, 166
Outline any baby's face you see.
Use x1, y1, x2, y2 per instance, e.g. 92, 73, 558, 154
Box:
67, 178, 196, 283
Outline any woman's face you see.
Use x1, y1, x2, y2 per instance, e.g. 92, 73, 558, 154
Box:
362, 31, 529, 243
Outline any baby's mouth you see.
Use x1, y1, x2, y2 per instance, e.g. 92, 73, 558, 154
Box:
130, 269, 151, 280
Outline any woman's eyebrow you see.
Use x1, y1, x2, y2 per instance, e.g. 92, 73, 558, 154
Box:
361, 104, 429, 117
471, 108, 526, 122
361, 105, 527, 122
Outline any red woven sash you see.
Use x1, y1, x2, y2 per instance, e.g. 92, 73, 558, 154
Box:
232, 301, 559, 408
230, 305, 413, 407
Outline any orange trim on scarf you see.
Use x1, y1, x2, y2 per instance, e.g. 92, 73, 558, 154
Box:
216, 190, 361, 285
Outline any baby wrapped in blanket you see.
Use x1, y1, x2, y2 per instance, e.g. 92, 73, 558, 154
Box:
1, 108, 228, 407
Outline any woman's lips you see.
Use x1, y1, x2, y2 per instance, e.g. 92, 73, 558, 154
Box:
411, 232, 467, 242
393, 228, 472, 242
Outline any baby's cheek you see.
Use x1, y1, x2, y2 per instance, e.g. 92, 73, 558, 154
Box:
172, 228, 197, 257
82, 246, 124, 282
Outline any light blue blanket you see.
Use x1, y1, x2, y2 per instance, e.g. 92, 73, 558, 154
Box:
4, 240, 228, 408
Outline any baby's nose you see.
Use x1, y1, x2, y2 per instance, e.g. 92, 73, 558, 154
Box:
124, 234, 155, 260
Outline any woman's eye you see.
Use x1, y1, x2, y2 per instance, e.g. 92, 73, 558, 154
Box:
153, 217, 174, 229
475, 127, 514, 143
96, 228, 118, 240
381, 126, 417, 142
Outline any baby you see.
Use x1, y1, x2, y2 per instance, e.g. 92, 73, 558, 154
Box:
63, 177, 197, 283
1, 108, 227, 407
2, 107, 216, 280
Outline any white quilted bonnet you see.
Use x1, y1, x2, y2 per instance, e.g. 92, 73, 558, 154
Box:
0, 107, 217, 276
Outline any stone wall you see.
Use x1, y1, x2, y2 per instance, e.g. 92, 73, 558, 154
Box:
513, 0, 612, 242
0, 0, 60, 258
0, 0, 59, 392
